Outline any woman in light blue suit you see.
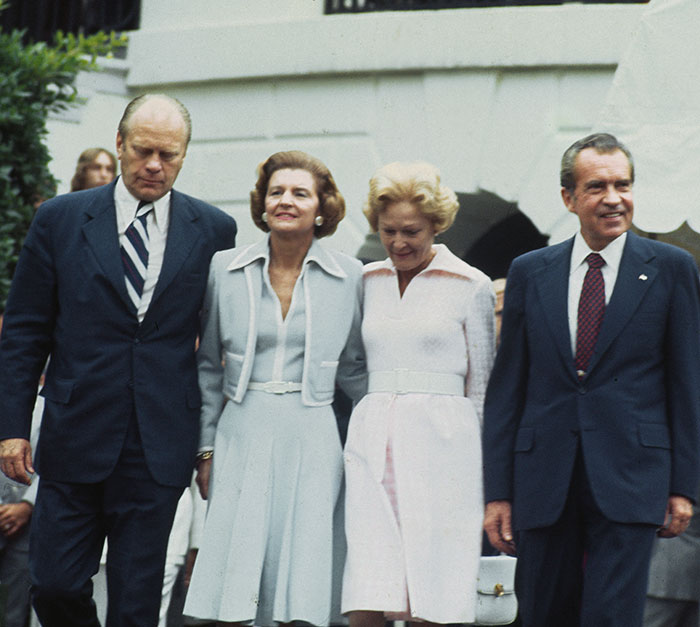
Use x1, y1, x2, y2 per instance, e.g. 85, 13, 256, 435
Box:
185, 151, 366, 626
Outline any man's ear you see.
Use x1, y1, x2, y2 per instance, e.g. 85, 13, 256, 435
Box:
561, 187, 575, 214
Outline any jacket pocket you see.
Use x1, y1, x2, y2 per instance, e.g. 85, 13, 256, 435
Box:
638, 423, 671, 449
224, 351, 244, 363
514, 427, 534, 452
39, 378, 75, 404
179, 272, 204, 287
223, 351, 244, 396
311, 360, 339, 397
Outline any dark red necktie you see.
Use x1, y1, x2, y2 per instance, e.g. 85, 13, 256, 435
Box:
575, 252, 605, 377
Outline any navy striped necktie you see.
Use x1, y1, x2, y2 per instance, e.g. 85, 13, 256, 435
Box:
121, 201, 153, 308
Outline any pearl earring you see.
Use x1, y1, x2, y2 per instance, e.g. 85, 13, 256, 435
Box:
261, 212, 268, 223
314, 215, 324, 226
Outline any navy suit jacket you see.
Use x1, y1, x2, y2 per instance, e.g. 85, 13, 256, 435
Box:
483, 231, 700, 530
0, 180, 237, 487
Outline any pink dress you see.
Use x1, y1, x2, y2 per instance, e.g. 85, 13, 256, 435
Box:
342, 244, 495, 624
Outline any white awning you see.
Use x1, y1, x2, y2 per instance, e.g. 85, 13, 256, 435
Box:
596, 0, 700, 233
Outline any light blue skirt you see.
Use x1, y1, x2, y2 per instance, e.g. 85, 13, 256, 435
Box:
184, 391, 345, 625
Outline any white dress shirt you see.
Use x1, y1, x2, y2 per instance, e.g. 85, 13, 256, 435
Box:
115, 177, 170, 322
567, 230, 627, 357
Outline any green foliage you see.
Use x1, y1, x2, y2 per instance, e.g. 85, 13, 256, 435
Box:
0, 14, 127, 310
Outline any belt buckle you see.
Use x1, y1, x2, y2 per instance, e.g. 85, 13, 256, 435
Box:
265, 381, 291, 394
393, 368, 409, 395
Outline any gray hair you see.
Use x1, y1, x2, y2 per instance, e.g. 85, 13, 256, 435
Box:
560, 133, 634, 192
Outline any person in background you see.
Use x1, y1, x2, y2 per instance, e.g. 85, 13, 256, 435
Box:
0, 93, 237, 626
643, 484, 700, 627
0, 317, 41, 627
483, 133, 700, 627
70, 147, 117, 191
184, 150, 366, 626
0, 455, 35, 627
342, 161, 495, 626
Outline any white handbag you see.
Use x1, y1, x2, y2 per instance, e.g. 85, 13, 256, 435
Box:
474, 555, 518, 626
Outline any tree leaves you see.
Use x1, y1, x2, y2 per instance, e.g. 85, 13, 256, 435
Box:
0, 16, 126, 310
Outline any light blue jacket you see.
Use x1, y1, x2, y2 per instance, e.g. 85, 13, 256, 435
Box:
197, 236, 367, 449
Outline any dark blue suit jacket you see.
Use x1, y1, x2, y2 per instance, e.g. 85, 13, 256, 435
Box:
0, 180, 237, 487
483, 231, 700, 530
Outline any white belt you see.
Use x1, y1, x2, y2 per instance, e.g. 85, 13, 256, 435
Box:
368, 370, 464, 396
247, 381, 302, 394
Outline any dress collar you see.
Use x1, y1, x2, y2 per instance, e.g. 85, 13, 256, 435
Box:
226, 234, 347, 278
367, 243, 482, 281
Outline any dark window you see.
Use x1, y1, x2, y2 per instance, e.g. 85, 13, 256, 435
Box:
0, 0, 140, 44
326, 0, 647, 13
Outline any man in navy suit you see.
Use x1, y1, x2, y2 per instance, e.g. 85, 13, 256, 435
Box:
483, 133, 700, 627
0, 94, 237, 626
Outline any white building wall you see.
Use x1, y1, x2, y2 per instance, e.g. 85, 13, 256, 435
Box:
46, 2, 646, 253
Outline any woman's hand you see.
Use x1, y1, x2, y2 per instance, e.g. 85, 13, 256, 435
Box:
195, 457, 213, 500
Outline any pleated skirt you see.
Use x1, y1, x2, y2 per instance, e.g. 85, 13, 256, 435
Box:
184, 392, 345, 625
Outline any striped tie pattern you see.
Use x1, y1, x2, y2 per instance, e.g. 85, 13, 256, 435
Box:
575, 252, 605, 378
121, 201, 153, 307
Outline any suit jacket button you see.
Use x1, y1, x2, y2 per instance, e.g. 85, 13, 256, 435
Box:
127, 380, 134, 389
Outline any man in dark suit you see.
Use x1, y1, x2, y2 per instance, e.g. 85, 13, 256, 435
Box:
0, 94, 237, 626
482, 133, 700, 627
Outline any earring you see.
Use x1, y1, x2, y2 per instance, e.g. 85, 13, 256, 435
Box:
314, 215, 324, 227
261, 212, 268, 223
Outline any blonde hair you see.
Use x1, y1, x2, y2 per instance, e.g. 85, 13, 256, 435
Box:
363, 161, 458, 234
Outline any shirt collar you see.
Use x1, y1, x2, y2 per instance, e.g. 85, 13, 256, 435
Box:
570, 230, 627, 275
114, 176, 171, 234
226, 234, 347, 278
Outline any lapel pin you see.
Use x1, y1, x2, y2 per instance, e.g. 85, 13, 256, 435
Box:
639, 274, 648, 281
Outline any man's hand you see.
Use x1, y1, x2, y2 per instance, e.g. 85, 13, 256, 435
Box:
0, 501, 32, 537
0, 438, 34, 485
484, 500, 517, 555
657, 495, 693, 538
195, 457, 212, 500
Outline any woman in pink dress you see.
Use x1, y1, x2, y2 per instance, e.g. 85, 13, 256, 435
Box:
342, 161, 496, 626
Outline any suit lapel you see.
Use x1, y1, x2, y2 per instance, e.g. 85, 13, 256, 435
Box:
533, 239, 576, 377
586, 232, 658, 375
82, 184, 136, 314
148, 191, 200, 310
